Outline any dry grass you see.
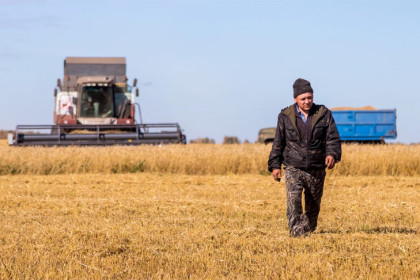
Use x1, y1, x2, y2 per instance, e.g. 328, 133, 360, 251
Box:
1, 141, 420, 176
0, 173, 419, 279
334, 143, 420, 176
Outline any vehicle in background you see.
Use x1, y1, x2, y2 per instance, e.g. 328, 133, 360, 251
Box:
8, 57, 186, 146
331, 107, 397, 143
257, 106, 397, 144
257, 127, 276, 144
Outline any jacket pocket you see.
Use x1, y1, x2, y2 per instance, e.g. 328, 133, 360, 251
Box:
313, 123, 328, 140
286, 128, 299, 141
284, 144, 304, 163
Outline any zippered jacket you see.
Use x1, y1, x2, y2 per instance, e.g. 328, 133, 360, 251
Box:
268, 104, 341, 171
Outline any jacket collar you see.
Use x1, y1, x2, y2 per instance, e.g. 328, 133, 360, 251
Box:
282, 103, 327, 131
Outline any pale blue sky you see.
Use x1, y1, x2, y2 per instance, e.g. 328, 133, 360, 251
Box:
0, 0, 418, 143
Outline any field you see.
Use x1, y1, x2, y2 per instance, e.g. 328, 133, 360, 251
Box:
0, 142, 419, 279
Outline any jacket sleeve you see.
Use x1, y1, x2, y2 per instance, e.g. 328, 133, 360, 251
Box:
268, 113, 286, 172
325, 111, 342, 162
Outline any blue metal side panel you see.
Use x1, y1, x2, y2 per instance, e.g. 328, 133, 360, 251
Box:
332, 110, 397, 141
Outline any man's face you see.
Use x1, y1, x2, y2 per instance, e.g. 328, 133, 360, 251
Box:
294, 92, 313, 112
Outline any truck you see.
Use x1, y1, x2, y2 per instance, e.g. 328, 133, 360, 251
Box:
8, 57, 186, 146
331, 107, 397, 143
257, 127, 276, 144
257, 106, 397, 144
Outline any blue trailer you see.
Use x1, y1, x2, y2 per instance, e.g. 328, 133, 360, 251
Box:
331, 109, 397, 143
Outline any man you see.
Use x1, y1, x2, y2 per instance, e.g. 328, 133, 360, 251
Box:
268, 78, 341, 237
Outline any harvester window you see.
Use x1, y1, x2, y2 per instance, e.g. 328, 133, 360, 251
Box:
80, 86, 113, 118
113, 86, 132, 118
113, 86, 126, 116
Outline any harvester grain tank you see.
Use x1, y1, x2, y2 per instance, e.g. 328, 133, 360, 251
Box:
8, 57, 186, 146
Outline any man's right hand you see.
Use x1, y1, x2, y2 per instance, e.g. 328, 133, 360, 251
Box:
272, 168, 282, 182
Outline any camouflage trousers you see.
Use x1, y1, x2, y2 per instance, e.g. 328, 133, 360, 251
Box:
285, 166, 326, 237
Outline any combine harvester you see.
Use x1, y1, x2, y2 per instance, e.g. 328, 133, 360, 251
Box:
9, 57, 186, 146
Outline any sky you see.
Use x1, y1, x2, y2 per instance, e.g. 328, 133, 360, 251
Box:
0, 0, 418, 143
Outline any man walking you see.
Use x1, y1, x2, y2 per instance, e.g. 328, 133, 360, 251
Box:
268, 78, 341, 237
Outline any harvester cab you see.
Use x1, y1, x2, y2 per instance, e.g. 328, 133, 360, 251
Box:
9, 57, 186, 146
55, 57, 137, 126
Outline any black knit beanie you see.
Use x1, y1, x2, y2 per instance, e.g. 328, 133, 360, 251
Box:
293, 78, 313, 98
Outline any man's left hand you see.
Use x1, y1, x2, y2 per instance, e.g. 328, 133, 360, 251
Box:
325, 155, 335, 169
